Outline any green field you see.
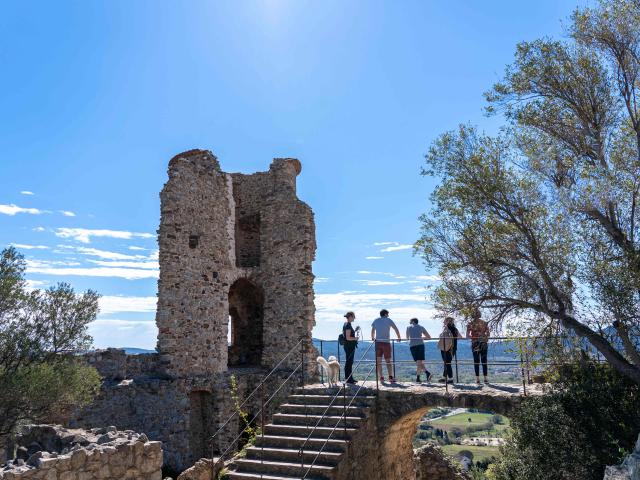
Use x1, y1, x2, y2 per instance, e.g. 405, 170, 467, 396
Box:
441, 444, 500, 462
430, 412, 509, 429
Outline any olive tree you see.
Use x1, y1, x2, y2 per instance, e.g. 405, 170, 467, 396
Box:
417, 0, 640, 383
0, 247, 101, 436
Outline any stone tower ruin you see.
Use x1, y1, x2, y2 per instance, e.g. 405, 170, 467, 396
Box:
155, 149, 316, 378
73, 150, 318, 472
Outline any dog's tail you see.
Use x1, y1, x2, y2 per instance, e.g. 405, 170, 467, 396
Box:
317, 356, 329, 368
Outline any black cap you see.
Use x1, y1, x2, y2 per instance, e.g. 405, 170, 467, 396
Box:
344, 311, 355, 318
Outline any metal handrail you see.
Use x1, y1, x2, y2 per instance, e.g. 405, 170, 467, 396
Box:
208, 338, 303, 444
209, 337, 308, 476
301, 362, 378, 479
298, 340, 376, 471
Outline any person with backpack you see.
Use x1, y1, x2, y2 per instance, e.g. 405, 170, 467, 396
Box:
341, 311, 359, 384
406, 318, 432, 383
438, 317, 461, 383
466, 308, 490, 385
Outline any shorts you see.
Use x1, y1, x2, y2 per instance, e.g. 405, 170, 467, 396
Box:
375, 341, 392, 359
410, 344, 425, 361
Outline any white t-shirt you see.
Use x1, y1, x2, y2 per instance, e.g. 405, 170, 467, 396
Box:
372, 316, 398, 343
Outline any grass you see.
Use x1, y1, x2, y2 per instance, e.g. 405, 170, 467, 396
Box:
430, 412, 508, 428
441, 444, 500, 462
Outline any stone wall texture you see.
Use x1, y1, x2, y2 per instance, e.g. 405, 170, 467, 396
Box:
604, 434, 640, 480
68, 150, 317, 474
1, 425, 162, 480
413, 443, 470, 480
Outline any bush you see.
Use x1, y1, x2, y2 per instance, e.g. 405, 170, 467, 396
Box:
488, 362, 640, 480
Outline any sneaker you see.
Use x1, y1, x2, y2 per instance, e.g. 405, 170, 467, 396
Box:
484, 378, 489, 385
389, 376, 396, 383
346, 379, 357, 385
416, 375, 421, 383
426, 372, 433, 383
476, 378, 481, 385
380, 376, 385, 382
437, 377, 447, 383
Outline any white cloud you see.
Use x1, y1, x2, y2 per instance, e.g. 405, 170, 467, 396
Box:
33, 227, 46, 232
373, 242, 396, 246
25, 279, 47, 290
88, 260, 159, 269
26, 264, 159, 280
99, 295, 157, 315
55, 228, 154, 244
0, 204, 47, 216
415, 275, 441, 282
356, 280, 403, 286
74, 246, 148, 261
10, 243, 49, 250
128, 246, 147, 251
315, 277, 329, 283
365, 256, 384, 260
20, 191, 34, 195
60, 210, 76, 217
380, 244, 413, 252
89, 319, 157, 349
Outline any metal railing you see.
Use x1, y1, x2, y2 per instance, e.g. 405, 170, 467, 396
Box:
298, 340, 377, 478
208, 337, 310, 475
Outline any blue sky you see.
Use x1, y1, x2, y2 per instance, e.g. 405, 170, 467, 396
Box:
0, 1, 582, 349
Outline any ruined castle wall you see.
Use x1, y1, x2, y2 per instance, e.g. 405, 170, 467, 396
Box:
155, 150, 235, 378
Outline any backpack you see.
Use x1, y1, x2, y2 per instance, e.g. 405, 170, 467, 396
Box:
438, 327, 454, 352
338, 333, 345, 346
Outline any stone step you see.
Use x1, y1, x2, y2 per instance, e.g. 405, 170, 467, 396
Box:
280, 403, 366, 416
233, 458, 334, 479
264, 424, 357, 440
227, 472, 326, 480
273, 413, 363, 428
245, 446, 342, 465
296, 386, 376, 396
287, 394, 375, 407
254, 435, 348, 453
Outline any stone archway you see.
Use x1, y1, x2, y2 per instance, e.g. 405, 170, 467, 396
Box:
228, 278, 264, 367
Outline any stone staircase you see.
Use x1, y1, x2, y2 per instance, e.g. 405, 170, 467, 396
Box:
226, 386, 376, 480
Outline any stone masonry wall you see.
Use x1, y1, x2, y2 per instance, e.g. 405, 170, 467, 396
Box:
413, 443, 470, 480
155, 150, 317, 378
1, 425, 162, 480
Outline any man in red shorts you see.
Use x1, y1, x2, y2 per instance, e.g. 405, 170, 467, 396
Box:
371, 309, 401, 383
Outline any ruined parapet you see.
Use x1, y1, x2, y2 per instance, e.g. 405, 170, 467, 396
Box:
1, 425, 162, 480
155, 150, 316, 378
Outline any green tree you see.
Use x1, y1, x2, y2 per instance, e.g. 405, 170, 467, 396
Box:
0, 247, 101, 437
487, 362, 640, 480
417, 0, 640, 383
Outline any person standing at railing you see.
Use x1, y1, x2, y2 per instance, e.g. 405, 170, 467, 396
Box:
371, 309, 401, 383
342, 311, 359, 384
438, 317, 461, 384
466, 308, 490, 385
406, 318, 433, 383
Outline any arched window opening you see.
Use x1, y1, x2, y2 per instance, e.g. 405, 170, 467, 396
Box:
228, 278, 264, 367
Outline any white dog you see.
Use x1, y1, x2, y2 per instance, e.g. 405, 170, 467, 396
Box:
317, 355, 341, 387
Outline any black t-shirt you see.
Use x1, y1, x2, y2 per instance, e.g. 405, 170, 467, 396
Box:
343, 322, 356, 343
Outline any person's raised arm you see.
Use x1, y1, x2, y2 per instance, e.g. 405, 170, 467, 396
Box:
421, 326, 431, 340
391, 321, 401, 340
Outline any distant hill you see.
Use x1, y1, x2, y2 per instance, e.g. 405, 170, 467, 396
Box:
122, 347, 156, 354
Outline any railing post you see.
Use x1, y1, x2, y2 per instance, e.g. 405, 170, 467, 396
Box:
343, 383, 347, 441
455, 352, 459, 384
337, 341, 341, 381
320, 340, 324, 384
260, 381, 265, 466
392, 339, 396, 380
375, 346, 379, 393
520, 347, 527, 396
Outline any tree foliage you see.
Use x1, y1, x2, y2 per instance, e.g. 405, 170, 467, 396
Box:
417, 0, 640, 383
486, 362, 640, 480
0, 247, 101, 436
